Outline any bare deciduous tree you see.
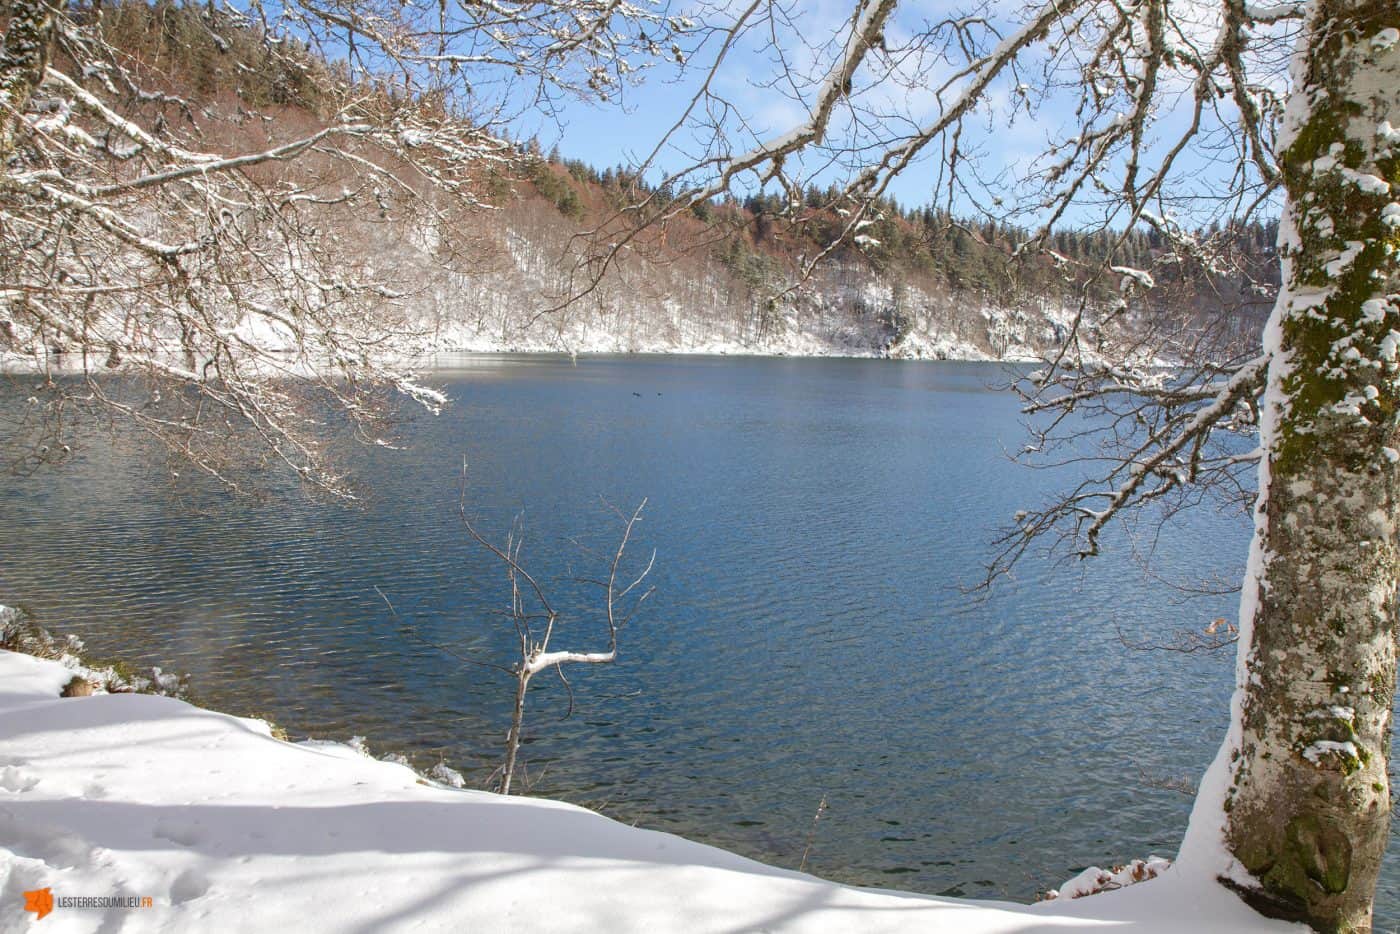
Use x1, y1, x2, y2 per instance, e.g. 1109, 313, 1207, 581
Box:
0, 0, 683, 494
579, 0, 1398, 927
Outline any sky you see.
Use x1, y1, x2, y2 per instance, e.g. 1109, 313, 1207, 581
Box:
511, 0, 1029, 214
501, 0, 1291, 231
252, 0, 1292, 231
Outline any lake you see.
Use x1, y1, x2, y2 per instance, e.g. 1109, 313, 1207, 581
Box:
1, 354, 1395, 920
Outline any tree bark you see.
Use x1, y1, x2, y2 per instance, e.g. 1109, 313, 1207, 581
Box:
1217, 1, 1400, 929
0, 1, 60, 164
500, 671, 530, 796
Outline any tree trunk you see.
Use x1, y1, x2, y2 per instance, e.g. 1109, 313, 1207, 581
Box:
0, 1, 60, 164
1192, 1, 1400, 930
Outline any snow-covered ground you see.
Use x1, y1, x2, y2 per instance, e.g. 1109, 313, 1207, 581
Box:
426, 292, 1049, 363
0, 648, 1299, 932
414, 225, 1087, 363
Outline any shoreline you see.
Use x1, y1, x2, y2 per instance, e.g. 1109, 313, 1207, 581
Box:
0, 608, 1293, 932
0, 344, 1038, 376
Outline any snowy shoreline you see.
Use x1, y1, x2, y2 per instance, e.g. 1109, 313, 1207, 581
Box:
424, 324, 1010, 362
0, 643, 1299, 932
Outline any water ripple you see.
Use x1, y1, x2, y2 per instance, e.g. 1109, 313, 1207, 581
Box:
1, 355, 1395, 921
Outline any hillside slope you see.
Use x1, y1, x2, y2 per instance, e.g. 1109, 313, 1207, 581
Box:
81, 1, 1275, 363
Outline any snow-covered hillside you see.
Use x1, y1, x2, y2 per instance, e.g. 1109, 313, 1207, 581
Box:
0, 648, 1298, 932
373, 196, 1102, 361
424, 249, 1081, 361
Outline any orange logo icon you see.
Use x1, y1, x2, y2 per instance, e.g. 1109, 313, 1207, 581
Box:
23, 887, 53, 921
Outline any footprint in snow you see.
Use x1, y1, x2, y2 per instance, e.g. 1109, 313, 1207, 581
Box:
169, 868, 211, 904
0, 858, 49, 913
0, 810, 93, 869
153, 820, 203, 847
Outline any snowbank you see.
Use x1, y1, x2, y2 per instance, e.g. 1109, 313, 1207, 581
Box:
0, 649, 1299, 932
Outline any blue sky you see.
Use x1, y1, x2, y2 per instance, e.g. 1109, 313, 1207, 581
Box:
252, 0, 1286, 230
511, 0, 1009, 215
519, 59, 960, 212
504, 0, 1284, 232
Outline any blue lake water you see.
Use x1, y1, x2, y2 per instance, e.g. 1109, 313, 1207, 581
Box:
1, 354, 1395, 920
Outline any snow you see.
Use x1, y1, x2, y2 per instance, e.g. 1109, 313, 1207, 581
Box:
0, 647, 1303, 932
1175, 212, 1293, 892
1110, 266, 1156, 291
1301, 740, 1360, 766
1323, 240, 1365, 278
228, 309, 298, 353
1046, 858, 1170, 900
1338, 167, 1391, 195
423, 275, 1066, 363
886, 328, 990, 361
1243, 1, 1304, 22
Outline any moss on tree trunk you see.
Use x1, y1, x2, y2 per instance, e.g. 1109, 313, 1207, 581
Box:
1223, 1, 1400, 930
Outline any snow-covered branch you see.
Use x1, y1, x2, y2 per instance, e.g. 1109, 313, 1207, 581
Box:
987, 352, 1267, 583
0, 0, 675, 494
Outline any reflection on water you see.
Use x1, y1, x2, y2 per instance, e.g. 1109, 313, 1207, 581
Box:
1, 354, 1395, 919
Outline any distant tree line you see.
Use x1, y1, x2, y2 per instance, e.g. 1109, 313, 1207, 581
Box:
538, 146, 1277, 343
